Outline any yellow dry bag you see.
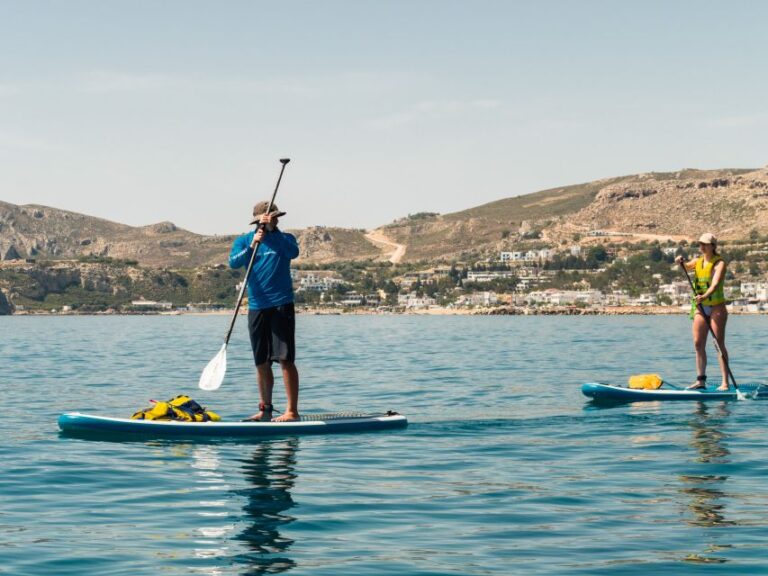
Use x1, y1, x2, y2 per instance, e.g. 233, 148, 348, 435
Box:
131, 395, 221, 422
628, 374, 664, 390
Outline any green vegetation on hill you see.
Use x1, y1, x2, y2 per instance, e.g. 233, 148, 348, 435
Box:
1, 262, 244, 312
2, 234, 767, 313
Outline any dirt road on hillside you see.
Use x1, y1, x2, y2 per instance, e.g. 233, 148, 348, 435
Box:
365, 229, 406, 264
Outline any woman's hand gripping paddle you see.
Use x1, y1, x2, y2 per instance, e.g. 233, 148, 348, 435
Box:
199, 158, 290, 391
679, 260, 746, 400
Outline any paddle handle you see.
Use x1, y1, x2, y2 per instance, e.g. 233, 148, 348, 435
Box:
679, 261, 738, 389
223, 159, 290, 345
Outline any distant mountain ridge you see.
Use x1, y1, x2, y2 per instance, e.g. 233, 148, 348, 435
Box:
2, 166, 766, 267
0, 201, 231, 267
0, 201, 378, 267
380, 167, 764, 261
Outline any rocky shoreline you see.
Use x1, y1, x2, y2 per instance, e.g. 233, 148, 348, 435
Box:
478, 305, 686, 316
9, 304, 764, 317
11, 305, 766, 316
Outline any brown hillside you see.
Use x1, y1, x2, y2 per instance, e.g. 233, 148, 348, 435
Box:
0, 202, 235, 267
378, 177, 628, 261
377, 168, 759, 261
0, 202, 380, 267
3, 166, 764, 267
293, 227, 381, 263
553, 168, 768, 241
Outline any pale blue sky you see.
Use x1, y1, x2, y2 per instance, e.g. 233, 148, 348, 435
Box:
1, 0, 766, 235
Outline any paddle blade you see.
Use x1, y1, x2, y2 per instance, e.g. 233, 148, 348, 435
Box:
199, 344, 227, 391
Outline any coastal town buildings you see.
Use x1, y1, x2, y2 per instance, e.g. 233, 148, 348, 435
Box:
292, 272, 347, 293
129, 299, 173, 311
657, 281, 691, 304
397, 292, 437, 309
286, 254, 768, 315
6, 236, 768, 315
525, 289, 603, 307
466, 270, 516, 283
456, 291, 499, 307
500, 248, 553, 263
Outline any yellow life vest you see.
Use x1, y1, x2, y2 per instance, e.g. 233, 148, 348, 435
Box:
131, 395, 221, 422
693, 255, 725, 306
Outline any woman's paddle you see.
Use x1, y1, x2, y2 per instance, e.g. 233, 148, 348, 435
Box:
199, 158, 290, 391
679, 260, 745, 400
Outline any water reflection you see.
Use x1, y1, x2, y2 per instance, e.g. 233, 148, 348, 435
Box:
233, 439, 299, 575
680, 402, 735, 564
686, 402, 730, 465
190, 444, 234, 568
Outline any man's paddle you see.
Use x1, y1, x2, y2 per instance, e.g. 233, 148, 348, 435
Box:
679, 260, 745, 400
199, 158, 290, 391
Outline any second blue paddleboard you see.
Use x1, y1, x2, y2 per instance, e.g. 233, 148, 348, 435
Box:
582, 382, 767, 403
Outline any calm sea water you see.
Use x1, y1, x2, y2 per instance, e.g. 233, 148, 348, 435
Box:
2, 314, 768, 575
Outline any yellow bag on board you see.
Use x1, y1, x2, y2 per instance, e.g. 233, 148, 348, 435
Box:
628, 374, 664, 390
131, 395, 221, 422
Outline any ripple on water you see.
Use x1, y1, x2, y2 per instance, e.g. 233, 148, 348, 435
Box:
2, 315, 768, 574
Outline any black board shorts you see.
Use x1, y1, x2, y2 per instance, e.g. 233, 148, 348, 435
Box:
247, 303, 296, 365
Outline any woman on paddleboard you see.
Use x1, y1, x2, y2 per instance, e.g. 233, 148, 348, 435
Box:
675, 233, 729, 391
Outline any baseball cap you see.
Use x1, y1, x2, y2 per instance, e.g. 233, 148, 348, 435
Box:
249, 201, 287, 225
698, 232, 717, 245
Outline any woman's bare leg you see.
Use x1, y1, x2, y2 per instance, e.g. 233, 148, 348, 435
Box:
691, 313, 709, 388
708, 306, 729, 390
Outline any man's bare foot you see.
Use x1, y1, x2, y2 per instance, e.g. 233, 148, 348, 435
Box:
242, 403, 274, 422
272, 411, 300, 422
716, 384, 730, 392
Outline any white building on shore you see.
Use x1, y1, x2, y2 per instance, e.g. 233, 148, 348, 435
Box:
130, 299, 173, 310
466, 270, 516, 283
500, 248, 553, 263
397, 293, 437, 309
456, 291, 499, 307
525, 289, 603, 306
657, 281, 691, 304
339, 292, 365, 306
740, 281, 768, 301
295, 273, 346, 292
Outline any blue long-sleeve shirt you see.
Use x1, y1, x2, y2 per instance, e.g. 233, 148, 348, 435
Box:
229, 229, 299, 310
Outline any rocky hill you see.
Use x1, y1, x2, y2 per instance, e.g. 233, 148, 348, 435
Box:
0, 202, 378, 267
294, 226, 381, 262
379, 176, 628, 261
552, 168, 768, 241
377, 167, 763, 261
0, 201, 234, 267
2, 166, 766, 270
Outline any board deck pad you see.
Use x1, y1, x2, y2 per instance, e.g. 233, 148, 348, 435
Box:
293, 412, 392, 421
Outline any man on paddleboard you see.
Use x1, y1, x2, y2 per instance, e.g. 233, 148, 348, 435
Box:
675, 233, 730, 391
229, 201, 301, 421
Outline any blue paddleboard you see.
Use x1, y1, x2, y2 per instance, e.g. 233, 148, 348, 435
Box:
59, 411, 407, 439
582, 382, 767, 403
